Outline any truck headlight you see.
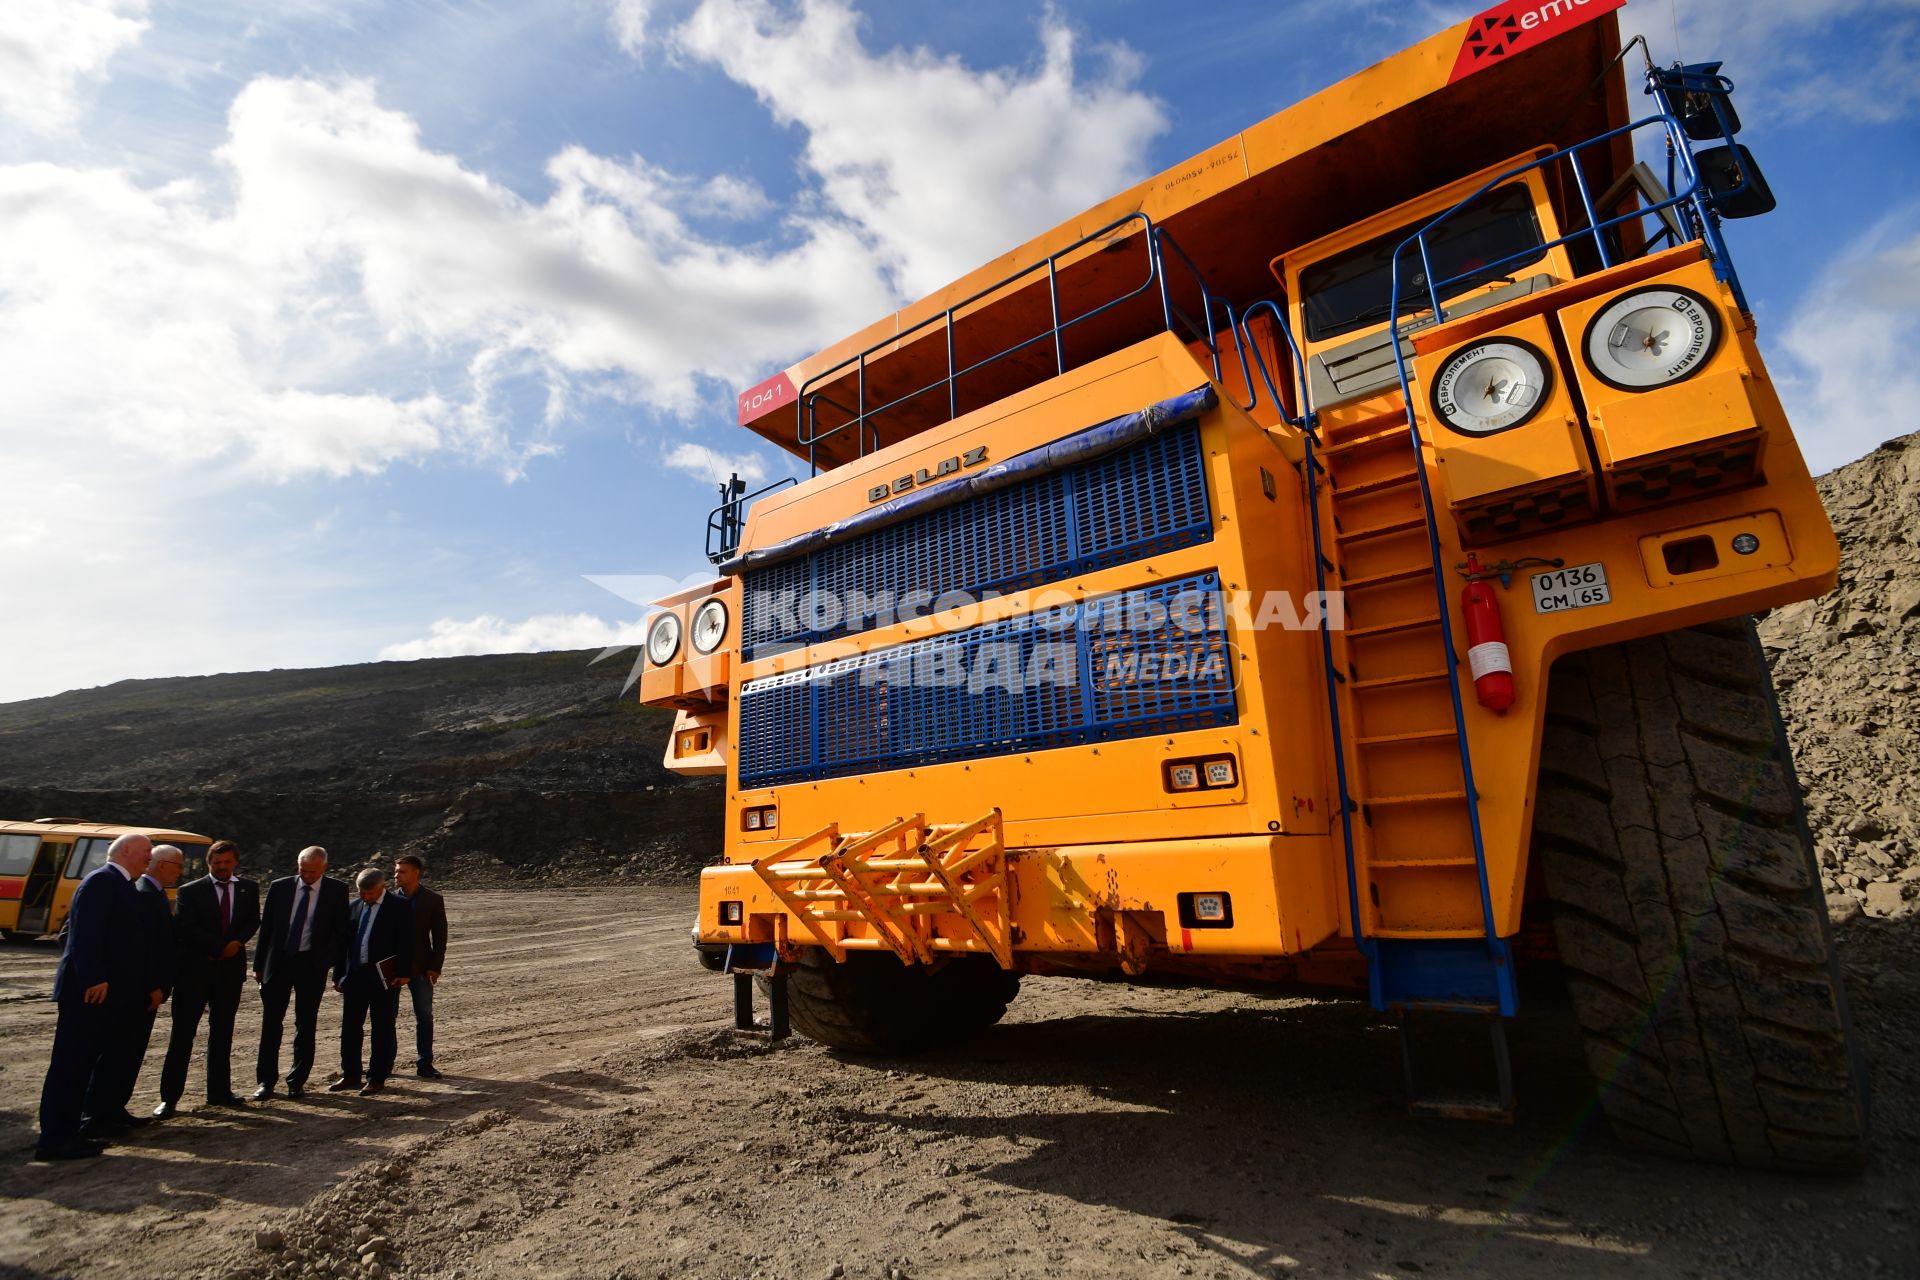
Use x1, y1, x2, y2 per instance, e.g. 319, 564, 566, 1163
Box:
646, 612, 682, 665
691, 598, 728, 654
1581, 285, 1720, 391
1429, 338, 1551, 436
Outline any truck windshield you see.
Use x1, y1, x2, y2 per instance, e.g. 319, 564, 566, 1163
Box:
1300, 183, 1546, 342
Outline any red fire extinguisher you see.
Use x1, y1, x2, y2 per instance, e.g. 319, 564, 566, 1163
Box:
1461, 553, 1514, 712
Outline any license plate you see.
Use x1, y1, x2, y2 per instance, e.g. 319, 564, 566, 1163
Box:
1531, 561, 1611, 613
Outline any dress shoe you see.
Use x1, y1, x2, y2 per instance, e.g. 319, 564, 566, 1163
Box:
326, 1078, 363, 1093
78, 1120, 128, 1140
286, 1082, 306, 1099
357, 1080, 386, 1097
151, 1101, 177, 1119
205, 1094, 248, 1109
33, 1138, 107, 1161
250, 1084, 274, 1101
415, 1063, 443, 1080
111, 1112, 153, 1129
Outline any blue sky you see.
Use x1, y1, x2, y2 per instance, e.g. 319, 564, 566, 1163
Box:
1, 0, 1916, 703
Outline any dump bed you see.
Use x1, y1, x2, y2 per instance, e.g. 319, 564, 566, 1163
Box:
737, 5, 1629, 469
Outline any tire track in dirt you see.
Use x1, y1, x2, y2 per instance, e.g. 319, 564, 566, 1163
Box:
3, 891, 1916, 1280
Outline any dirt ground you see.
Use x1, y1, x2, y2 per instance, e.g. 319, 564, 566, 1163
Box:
2, 890, 1916, 1280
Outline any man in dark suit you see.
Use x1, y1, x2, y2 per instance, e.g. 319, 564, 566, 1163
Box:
36, 832, 150, 1160
155, 839, 261, 1115
331, 867, 411, 1096
82, 841, 184, 1134
391, 854, 448, 1079
252, 845, 349, 1100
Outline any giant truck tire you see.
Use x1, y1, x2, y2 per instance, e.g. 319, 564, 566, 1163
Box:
1533, 616, 1870, 1170
766, 949, 1020, 1054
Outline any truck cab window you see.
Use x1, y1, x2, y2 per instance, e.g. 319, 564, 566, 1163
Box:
1300, 183, 1546, 342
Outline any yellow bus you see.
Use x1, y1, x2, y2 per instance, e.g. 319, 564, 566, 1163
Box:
0, 818, 209, 941
644, 4, 1865, 1168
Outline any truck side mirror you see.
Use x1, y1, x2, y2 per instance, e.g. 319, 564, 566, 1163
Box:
1695, 144, 1776, 219
1654, 61, 1743, 141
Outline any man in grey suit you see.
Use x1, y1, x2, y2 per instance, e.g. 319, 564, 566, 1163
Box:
253, 846, 350, 1099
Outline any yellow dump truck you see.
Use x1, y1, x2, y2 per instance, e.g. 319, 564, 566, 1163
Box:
642, 2, 1867, 1168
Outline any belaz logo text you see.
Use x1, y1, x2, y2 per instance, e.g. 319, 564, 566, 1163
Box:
868, 446, 988, 503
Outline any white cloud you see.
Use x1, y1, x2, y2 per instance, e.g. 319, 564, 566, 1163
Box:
1627, 1, 1920, 126
608, 0, 654, 58
664, 441, 770, 486
0, 0, 149, 133
378, 612, 650, 660
1775, 207, 1920, 474
0, 74, 899, 492
673, 0, 1168, 297
2, 5, 1176, 701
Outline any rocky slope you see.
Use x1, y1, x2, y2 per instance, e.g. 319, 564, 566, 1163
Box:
1758, 431, 1920, 921
0, 651, 719, 886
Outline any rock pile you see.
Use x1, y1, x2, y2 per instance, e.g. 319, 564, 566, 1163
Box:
1758, 431, 1920, 921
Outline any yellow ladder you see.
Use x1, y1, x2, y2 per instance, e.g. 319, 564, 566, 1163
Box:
750, 809, 1013, 968
1317, 406, 1483, 938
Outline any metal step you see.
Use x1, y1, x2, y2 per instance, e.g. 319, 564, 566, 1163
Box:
1332, 467, 1420, 498
1335, 513, 1426, 544
1342, 563, 1431, 591
1369, 937, 1518, 1015
1351, 668, 1449, 691
1397, 1007, 1515, 1123
1318, 423, 1410, 456
1362, 789, 1467, 806
1346, 612, 1440, 639
1356, 727, 1458, 747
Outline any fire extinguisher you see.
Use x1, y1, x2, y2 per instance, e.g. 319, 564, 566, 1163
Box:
1460, 553, 1514, 712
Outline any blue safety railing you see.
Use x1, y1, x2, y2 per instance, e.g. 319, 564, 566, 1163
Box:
1232, 299, 1373, 984
707, 476, 798, 565
795, 212, 1232, 472
1394, 113, 1712, 330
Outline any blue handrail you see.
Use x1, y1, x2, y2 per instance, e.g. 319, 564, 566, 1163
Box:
1394, 113, 1707, 330
1234, 299, 1314, 435
1380, 112, 1714, 987
795, 212, 1228, 472
707, 476, 798, 565
1231, 298, 1371, 965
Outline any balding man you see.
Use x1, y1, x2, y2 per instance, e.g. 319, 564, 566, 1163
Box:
36, 832, 150, 1160
253, 846, 349, 1099
82, 841, 184, 1135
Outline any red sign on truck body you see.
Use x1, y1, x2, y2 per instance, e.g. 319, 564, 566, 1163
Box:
1447, 0, 1626, 85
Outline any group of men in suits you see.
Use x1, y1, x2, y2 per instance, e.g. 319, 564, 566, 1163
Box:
34, 835, 450, 1161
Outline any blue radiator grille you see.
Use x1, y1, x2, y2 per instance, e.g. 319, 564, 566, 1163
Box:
737, 572, 1235, 789
741, 422, 1211, 658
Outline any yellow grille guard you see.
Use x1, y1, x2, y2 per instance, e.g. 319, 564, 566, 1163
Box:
750, 809, 1013, 969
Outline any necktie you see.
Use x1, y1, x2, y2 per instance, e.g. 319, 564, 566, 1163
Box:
359, 903, 376, 965
286, 884, 311, 954
218, 880, 231, 933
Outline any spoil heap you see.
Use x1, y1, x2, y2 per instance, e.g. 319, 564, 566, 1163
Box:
1758, 432, 1920, 920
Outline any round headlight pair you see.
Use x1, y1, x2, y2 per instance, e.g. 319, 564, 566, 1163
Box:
645, 599, 728, 665
1427, 285, 1722, 438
